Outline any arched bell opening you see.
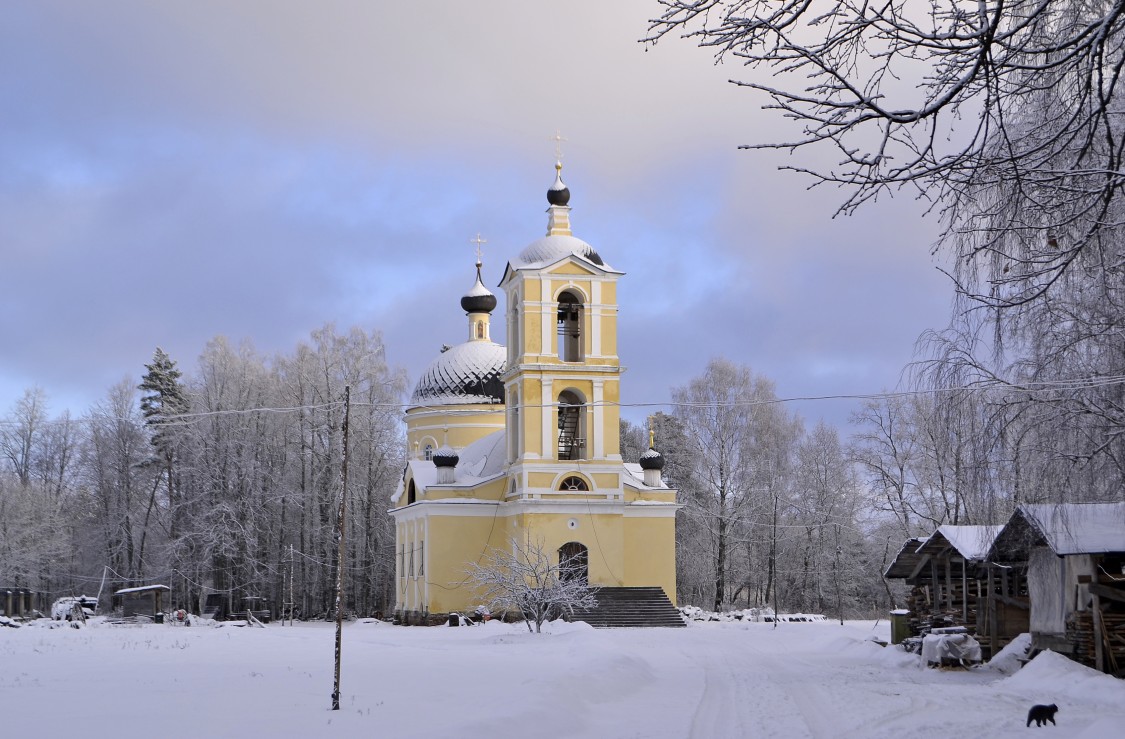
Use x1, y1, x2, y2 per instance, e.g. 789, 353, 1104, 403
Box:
557, 290, 583, 362
557, 389, 587, 461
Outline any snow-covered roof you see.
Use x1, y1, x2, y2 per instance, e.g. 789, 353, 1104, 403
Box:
114, 585, 170, 594
464, 275, 493, 298
509, 234, 615, 272
931, 525, 1004, 561
409, 340, 506, 407
456, 429, 507, 480
392, 430, 508, 504
1015, 503, 1125, 555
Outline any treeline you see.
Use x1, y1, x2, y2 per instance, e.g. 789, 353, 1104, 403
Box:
626, 356, 1125, 619
622, 359, 889, 619
0, 325, 406, 618
6, 333, 1123, 622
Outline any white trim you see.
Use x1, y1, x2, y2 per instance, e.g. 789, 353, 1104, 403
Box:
540, 276, 552, 355
390, 498, 678, 520
593, 380, 605, 459
391, 501, 502, 520
541, 378, 553, 458
591, 281, 602, 356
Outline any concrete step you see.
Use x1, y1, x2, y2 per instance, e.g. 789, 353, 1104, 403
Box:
571, 587, 686, 628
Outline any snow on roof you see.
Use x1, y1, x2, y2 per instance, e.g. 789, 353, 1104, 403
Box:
409, 340, 506, 408
394, 430, 508, 504
465, 274, 494, 298
1018, 503, 1125, 555
114, 585, 170, 594
933, 525, 1004, 561
457, 430, 506, 480
509, 234, 617, 272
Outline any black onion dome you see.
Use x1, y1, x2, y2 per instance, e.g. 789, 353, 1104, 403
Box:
432, 445, 459, 468
547, 164, 571, 206
461, 267, 497, 314
410, 340, 506, 407
639, 447, 666, 471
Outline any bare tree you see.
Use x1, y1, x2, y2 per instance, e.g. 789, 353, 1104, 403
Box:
1, 388, 48, 487
673, 358, 801, 611
647, 1, 1125, 307
466, 534, 598, 633
648, 2, 1125, 509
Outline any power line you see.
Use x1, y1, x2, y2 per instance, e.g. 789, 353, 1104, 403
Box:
5, 373, 1125, 429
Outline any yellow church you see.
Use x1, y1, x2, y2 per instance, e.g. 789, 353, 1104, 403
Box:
390, 162, 679, 625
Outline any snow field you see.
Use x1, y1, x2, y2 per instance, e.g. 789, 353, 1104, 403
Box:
2, 618, 1123, 738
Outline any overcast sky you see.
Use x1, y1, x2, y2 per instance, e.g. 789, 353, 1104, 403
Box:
0, 1, 952, 432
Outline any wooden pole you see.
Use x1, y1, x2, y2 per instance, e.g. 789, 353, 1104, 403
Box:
331, 386, 351, 711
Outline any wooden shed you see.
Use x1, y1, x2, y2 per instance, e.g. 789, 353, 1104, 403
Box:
988, 503, 1125, 675
114, 585, 170, 621
885, 526, 1004, 650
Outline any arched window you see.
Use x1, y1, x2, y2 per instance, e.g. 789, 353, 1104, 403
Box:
557, 290, 583, 362
423, 444, 434, 461
407, 480, 417, 505
559, 476, 589, 491
558, 542, 588, 582
557, 389, 587, 460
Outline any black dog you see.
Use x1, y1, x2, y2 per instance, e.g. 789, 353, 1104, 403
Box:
1026, 703, 1058, 727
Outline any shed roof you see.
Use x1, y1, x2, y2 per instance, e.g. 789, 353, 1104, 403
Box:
884, 537, 926, 579
114, 585, 170, 595
920, 525, 1004, 561
990, 503, 1125, 560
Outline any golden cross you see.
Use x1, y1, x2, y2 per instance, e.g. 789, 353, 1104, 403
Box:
471, 233, 487, 265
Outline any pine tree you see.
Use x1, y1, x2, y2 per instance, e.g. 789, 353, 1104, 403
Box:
138, 347, 188, 543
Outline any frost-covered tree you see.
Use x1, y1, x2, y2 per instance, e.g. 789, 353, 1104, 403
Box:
466, 534, 598, 633
672, 359, 801, 611
138, 348, 187, 522
649, 1, 1125, 507
1, 388, 48, 487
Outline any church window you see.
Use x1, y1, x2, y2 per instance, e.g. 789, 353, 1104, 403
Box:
398, 543, 405, 579
423, 444, 434, 461
408, 546, 415, 578
407, 480, 417, 505
557, 389, 586, 460
557, 291, 583, 362
560, 476, 589, 492
418, 541, 424, 577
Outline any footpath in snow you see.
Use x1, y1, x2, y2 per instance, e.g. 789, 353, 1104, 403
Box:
2, 617, 1123, 738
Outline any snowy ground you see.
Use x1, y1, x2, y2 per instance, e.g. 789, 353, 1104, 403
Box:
3, 617, 1123, 738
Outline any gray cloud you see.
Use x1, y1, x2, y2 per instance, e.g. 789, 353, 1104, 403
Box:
0, 1, 953, 429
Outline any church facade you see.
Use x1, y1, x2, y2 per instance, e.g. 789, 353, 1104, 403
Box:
390, 163, 678, 624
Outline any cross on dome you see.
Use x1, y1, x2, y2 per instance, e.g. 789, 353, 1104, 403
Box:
551, 129, 567, 164
471, 233, 487, 267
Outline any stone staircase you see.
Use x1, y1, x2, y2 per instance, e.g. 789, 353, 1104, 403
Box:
571, 586, 686, 628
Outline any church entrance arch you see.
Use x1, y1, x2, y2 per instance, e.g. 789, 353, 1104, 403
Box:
558, 542, 589, 583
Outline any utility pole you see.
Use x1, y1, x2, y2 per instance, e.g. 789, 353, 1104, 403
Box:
288, 544, 295, 626
331, 385, 351, 711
